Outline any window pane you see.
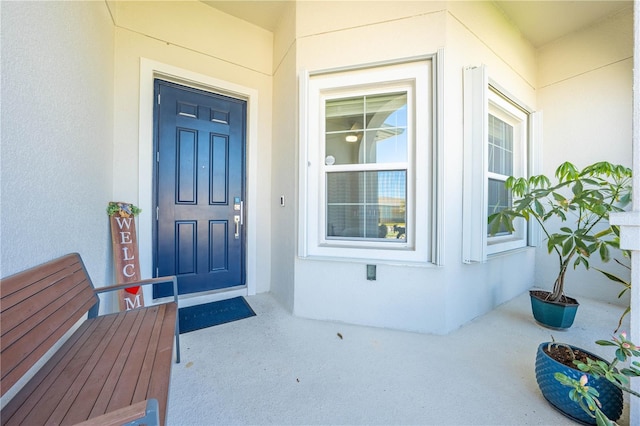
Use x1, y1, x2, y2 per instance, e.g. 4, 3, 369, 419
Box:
326, 97, 364, 132
325, 93, 407, 165
365, 93, 407, 128
327, 171, 406, 240
488, 114, 513, 176
325, 132, 364, 165
364, 128, 407, 163
487, 178, 512, 236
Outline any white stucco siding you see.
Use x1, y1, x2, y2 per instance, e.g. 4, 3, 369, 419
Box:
297, 11, 447, 72
537, 8, 633, 89
271, 38, 298, 312
113, 1, 273, 77
537, 9, 633, 305
0, 1, 114, 283
448, 1, 537, 90
291, 2, 538, 333
110, 1, 274, 294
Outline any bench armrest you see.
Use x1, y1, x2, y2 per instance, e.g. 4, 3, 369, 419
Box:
72, 399, 160, 426
90, 275, 178, 317
94, 275, 178, 303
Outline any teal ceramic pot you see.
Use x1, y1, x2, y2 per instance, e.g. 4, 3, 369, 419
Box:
535, 342, 623, 425
530, 290, 579, 329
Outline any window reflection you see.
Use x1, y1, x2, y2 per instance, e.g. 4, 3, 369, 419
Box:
326, 171, 406, 241
325, 93, 407, 165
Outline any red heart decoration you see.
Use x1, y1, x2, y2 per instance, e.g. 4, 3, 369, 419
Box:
125, 286, 140, 295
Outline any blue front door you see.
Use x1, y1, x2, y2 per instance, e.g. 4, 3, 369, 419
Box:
153, 80, 246, 298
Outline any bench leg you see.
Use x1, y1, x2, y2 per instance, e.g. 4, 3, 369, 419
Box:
122, 399, 160, 426
73, 399, 160, 426
175, 329, 181, 364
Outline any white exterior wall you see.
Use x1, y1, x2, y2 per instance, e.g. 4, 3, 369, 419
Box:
110, 1, 274, 295
271, 1, 298, 311
0, 1, 114, 284
537, 8, 633, 305
290, 1, 537, 333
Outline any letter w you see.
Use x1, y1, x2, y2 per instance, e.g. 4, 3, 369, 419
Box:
114, 217, 133, 230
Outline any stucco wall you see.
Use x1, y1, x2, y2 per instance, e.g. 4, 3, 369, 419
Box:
537, 8, 633, 305
271, 1, 298, 311
1, 1, 114, 284
289, 1, 538, 333
110, 1, 274, 294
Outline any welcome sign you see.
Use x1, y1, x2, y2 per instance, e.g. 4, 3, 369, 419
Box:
108, 202, 144, 311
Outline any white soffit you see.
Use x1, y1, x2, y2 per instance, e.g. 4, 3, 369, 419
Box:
201, 0, 632, 48
201, 0, 288, 32
494, 0, 632, 47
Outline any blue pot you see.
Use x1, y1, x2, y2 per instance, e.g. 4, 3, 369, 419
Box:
530, 290, 579, 329
535, 342, 623, 424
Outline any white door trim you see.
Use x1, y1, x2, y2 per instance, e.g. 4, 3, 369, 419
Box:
138, 57, 258, 300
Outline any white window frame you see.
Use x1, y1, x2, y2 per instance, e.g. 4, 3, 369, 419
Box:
486, 88, 528, 254
463, 65, 539, 263
300, 60, 432, 263
321, 84, 413, 248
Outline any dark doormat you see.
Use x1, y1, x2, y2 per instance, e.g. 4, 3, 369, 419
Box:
178, 296, 256, 334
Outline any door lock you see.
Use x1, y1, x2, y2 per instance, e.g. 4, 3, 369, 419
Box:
233, 197, 244, 225
234, 215, 241, 239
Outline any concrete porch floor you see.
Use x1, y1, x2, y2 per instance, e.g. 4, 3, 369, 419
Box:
167, 291, 630, 425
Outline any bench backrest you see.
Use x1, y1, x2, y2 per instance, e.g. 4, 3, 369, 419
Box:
0, 253, 98, 397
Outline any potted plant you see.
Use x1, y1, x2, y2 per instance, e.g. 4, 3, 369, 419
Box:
553, 333, 640, 425
488, 161, 632, 328
536, 340, 625, 424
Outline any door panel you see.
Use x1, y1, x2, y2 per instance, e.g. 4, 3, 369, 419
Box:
153, 80, 246, 298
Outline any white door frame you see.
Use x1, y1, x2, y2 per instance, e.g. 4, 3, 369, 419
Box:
138, 58, 258, 303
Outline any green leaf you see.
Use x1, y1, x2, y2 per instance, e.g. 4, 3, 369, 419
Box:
574, 256, 590, 269
577, 363, 590, 372
533, 199, 544, 217
596, 340, 617, 346
554, 372, 575, 386
572, 181, 583, 196
621, 366, 640, 377
595, 268, 629, 285
552, 192, 567, 203
595, 408, 616, 426
562, 238, 574, 256
582, 178, 599, 186
593, 228, 614, 239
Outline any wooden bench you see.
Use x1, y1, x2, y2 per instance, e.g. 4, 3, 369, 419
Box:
1, 253, 180, 426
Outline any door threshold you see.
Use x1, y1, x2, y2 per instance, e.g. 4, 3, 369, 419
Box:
157, 286, 248, 309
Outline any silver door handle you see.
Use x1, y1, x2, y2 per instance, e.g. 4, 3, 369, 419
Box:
234, 215, 240, 239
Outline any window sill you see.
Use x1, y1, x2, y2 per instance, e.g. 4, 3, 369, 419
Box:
297, 254, 437, 268
486, 245, 535, 260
